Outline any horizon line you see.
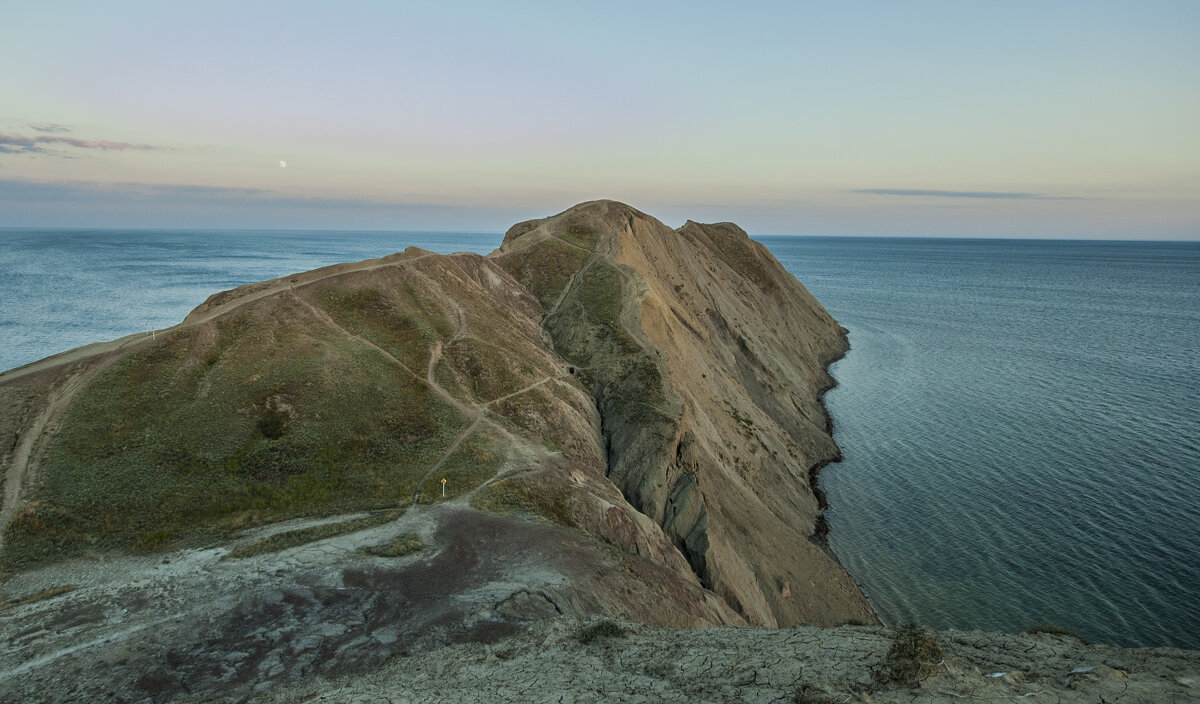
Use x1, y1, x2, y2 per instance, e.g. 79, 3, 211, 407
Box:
1, 225, 1195, 244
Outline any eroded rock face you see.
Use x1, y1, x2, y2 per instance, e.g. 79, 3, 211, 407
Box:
492, 201, 873, 626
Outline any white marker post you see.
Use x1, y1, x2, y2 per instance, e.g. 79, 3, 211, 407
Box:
441, 478, 447, 497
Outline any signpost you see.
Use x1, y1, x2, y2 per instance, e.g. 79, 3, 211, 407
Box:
441, 478, 447, 497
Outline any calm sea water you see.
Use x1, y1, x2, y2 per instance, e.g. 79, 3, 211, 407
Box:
0, 229, 497, 373
765, 236, 1200, 649
2, 229, 1198, 649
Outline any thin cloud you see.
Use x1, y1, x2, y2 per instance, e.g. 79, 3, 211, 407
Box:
28, 123, 72, 133
0, 132, 159, 154
0, 144, 47, 154
855, 188, 1081, 200
0, 178, 457, 210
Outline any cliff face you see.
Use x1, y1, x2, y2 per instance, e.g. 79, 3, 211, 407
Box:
0, 201, 882, 700
492, 201, 871, 626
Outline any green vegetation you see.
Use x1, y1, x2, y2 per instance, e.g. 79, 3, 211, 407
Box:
316, 283, 453, 371
488, 379, 595, 463
883, 624, 944, 688
471, 476, 576, 527
2, 299, 466, 571
727, 403, 757, 441
359, 533, 423, 557
559, 219, 600, 250
1025, 621, 1089, 643
223, 509, 402, 559
135, 529, 176, 551
437, 338, 537, 404
576, 263, 624, 329
0, 584, 76, 612
576, 619, 626, 644
495, 238, 588, 306
425, 428, 508, 501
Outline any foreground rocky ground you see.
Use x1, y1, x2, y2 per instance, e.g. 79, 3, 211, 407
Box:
241, 617, 1200, 704
2, 501, 1196, 703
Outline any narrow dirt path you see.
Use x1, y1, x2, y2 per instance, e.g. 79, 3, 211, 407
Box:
288, 291, 423, 382
423, 340, 477, 420
0, 357, 118, 554
482, 374, 563, 410
412, 416, 483, 504
285, 290, 495, 504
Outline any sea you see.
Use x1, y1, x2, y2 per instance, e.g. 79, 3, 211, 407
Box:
2, 228, 1198, 649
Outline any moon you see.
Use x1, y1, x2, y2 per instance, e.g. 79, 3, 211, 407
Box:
279, 160, 287, 168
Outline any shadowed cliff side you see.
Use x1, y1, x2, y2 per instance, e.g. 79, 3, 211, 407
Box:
491, 200, 874, 627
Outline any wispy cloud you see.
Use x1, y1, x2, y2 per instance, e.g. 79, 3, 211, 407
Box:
855, 188, 1081, 200
28, 123, 72, 133
0, 132, 159, 155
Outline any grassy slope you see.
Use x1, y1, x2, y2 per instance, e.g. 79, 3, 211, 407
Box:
2, 285, 466, 569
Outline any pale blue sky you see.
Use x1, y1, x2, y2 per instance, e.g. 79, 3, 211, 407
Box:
1, 1, 1197, 237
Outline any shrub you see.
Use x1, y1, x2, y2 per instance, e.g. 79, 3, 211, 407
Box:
576, 619, 626, 644
883, 624, 943, 688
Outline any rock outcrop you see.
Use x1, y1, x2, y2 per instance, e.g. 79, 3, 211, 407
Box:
491, 201, 870, 626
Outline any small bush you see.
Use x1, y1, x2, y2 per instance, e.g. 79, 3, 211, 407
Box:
576, 619, 626, 644
884, 624, 943, 688
256, 410, 287, 439
1025, 621, 1089, 643
360, 533, 423, 557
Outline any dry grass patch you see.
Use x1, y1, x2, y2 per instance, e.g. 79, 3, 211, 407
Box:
471, 476, 576, 527
359, 533, 423, 557
883, 624, 944, 688
0, 584, 76, 612
223, 509, 403, 559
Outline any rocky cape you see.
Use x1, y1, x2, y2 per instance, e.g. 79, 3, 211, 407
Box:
1, 201, 1195, 703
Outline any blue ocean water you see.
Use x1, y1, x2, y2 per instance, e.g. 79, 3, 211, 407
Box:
2, 229, 1198, 649
0, 229, 497, 373
764, 236, 1200, 649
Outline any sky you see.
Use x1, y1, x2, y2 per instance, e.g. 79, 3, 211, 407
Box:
1, 1, 1197, 238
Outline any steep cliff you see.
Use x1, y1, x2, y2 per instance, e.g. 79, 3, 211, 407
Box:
492, 200, 871, 626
